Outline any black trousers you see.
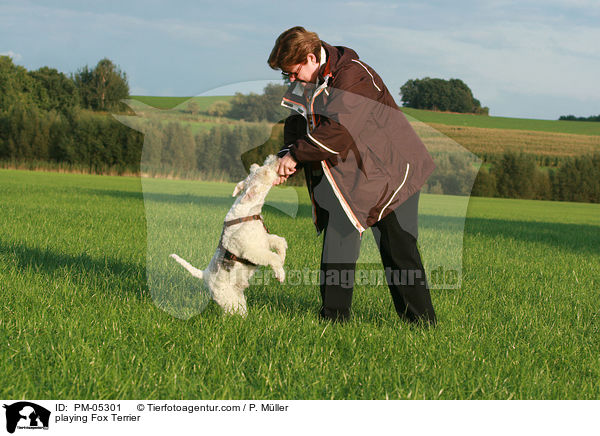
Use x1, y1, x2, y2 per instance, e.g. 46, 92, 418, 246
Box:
316, 181, 436, 324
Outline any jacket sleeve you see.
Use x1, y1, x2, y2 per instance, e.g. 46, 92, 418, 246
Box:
289, 115, 356, 163
277, 114, 305, 158
276, 114, 307, 175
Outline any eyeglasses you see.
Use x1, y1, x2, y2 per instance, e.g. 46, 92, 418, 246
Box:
281, 63, 304, 80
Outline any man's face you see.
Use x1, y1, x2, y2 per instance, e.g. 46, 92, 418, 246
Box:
283, 53, 320, 84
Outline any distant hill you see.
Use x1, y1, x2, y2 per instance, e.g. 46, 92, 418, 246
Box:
130, 95, 600, 159
130, 95, 234, 111
130, 95, 600, 137
401, 107, 600, 136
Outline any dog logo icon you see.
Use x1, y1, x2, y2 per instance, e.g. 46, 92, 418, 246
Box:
3, 402, 50, 434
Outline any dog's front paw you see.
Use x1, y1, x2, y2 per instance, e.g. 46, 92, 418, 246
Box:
274, 267, 286, 283
275, 238, 288, 262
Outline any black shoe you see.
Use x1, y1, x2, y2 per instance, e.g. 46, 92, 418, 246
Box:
319, 307, 351, 323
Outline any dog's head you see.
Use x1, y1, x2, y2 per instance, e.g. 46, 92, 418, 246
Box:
232, 155, 280, 202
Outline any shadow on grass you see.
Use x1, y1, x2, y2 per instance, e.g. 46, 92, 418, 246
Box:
75, 186, 313, 220
0, 240, 148, 300
6, 184, 598, 324
81, 187, 597, 257
458, 215, 599, 256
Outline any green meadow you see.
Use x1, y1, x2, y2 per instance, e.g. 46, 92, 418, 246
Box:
1, 169, 598, 399
130, 95, 600, 137
130, 95, 235, 111
401, 107, 600, 136
124, 96, 600, 164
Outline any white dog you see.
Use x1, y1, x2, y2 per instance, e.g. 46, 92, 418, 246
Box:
170, 155, 287, 316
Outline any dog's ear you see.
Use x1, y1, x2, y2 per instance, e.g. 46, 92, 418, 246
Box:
233, 180, 246, 197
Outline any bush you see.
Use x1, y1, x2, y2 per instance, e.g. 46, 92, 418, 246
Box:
423, 151, 479, 195
206, 101, 231, 117
186, 101, 201, 116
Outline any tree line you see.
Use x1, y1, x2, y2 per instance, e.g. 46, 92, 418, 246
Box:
470, 153, 600, 203
0, 55, 140, 173
1, 56, 129, 114
559, 114, 600, 122
1, 56, 597, 203
139, 120, 273, 181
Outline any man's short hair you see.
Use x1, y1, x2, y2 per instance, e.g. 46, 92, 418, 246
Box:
268, 26, 322, 71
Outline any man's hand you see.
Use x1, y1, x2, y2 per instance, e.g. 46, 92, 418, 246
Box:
274, 152, 297, 185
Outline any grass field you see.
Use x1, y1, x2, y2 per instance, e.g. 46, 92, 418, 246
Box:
130, 95, 235, 111
401, 107, 600, 136
127, 95, 600, 162
421, 123, 600, 157
1, 169, 598, 399
130, 95, 600, 136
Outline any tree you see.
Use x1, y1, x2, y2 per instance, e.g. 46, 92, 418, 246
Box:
28, 66, 79, 114
206, 100, 231, 117
73, 58, 129, 111
262, 83, 289, 121
558, 114, 600, 122
1, 101, 54, 161
399, 77, 488, 114
228, 92, 268, 122
471, 167, 497, 197
491, 152, 536, 199
555, 154, 600, 202
0, 56, 47, 111
227, 83, 288, 122
197, 125, 224, 172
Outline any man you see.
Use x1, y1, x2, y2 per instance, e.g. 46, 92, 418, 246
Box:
268, 26, 437, 324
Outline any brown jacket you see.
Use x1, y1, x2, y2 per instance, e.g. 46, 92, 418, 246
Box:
279, 42, 435, 234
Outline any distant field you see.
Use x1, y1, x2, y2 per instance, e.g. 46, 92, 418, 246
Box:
130, 95, 235, 111
128, 95, 260, 135
130, 96, 600, 137
401, 107, 600, 136
1, 169, 599, 399
127, 95, 600, 159
424, 124, 600, 157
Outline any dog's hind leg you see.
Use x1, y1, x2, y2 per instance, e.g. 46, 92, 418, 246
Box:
212, 283, 248, 317
170, 254, 204, 279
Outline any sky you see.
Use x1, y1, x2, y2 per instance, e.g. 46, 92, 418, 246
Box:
1, 0, 599, 120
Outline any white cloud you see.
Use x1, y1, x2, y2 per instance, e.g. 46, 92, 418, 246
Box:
538, 0, 600, 11
1, 2, 242, 47
352, 20, 600, 102
1, 0, 595, 118
0, 50, 22, 60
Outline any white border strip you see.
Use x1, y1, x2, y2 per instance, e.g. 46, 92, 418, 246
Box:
4, 400, 593, 435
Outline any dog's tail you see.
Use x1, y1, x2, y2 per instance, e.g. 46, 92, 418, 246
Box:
169, 254, 204, 280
